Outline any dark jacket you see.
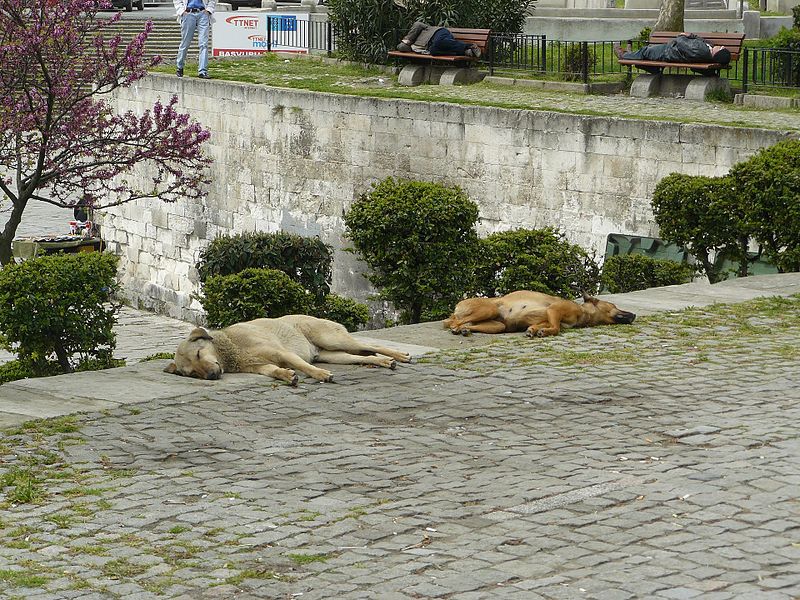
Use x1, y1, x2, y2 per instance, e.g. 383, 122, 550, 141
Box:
641, 33, 713, 62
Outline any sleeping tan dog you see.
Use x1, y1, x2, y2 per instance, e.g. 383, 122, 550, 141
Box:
443, 291, 636, 337
164, 315, 411, 385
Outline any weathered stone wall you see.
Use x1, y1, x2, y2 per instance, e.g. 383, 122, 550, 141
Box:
103, 74, 790, 322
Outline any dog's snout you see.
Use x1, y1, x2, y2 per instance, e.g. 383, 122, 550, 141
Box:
205, 364, 222, 380
615, 311, 636, 324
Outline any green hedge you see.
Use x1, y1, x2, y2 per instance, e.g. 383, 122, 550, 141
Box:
0, 253, 121, 374
651, 173, 746, 283
601, 254, 694, 293
316, 294, 370, 332
344, 178, 480, 323
196, 231, 333, 305
201, 268, 314, 328
729, 139, 800, 273
474, 228, 600, 298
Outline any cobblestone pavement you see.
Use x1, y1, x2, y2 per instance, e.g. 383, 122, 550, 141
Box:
1, 295, 798, 599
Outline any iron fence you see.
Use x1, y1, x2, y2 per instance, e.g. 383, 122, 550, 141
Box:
486, 35, 631, 83
740, 47, 800, 92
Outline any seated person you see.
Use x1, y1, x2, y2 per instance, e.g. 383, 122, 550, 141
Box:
614, 33, 731, 67
396, 21, 482, 58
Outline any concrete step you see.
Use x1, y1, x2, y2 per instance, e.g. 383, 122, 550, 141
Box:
104, 18, 207, 62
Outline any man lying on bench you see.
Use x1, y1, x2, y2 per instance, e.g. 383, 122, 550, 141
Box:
396, 21, 482, 58
614, 33, 731, 73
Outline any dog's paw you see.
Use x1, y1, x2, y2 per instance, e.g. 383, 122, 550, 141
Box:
449, 327, 461, 336
397, 352, 411, 363
388, 358, 397, 370
290, 373, 299, 387
459, 328, 472, 337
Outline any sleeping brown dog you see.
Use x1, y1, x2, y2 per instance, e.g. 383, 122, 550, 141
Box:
165, 315, 411, 385
443, 290, 636, 337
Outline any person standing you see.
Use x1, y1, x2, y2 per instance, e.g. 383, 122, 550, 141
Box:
174, 0, 217, 79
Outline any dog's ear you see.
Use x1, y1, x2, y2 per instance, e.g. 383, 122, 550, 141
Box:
188, 327, 213, 342
582, 294, 599, 305
164, 361, 178, 374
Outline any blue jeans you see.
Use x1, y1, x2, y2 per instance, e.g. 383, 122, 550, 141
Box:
176, 11, 210, 74
429, 28, 469, 56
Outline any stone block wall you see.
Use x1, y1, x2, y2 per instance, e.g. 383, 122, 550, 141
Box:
103, 74, 790, 322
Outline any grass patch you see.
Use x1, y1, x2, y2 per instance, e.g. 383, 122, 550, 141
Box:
4, 415, 79, 437
224, 568, 293, 585
0, 467, 46, 504
44, 513, 73, 528
69, 544, 109, 556
140, 352, 174, 362
101, 558, 148, 579
168, 525, 191, 534
0, 568, 49, 587
287, 552, 332, 565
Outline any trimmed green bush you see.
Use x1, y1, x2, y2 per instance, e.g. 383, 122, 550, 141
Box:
601, 254, 694, 293
344, 178, 480, 324
474, 228, 600, 298
316, 294, 370, 332
201, 268, 313, 328
0, 359, 59, 385
196, 232, 333, 305
651, 173, 748, 283
0, 253, 120, 374
729, 139, 800, 273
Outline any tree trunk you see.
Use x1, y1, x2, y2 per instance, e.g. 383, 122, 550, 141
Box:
653, 0, 685, 32
0, 194, 27, 266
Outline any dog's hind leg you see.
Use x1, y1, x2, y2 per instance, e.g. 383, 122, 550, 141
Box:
316, 350, 398, 369
310, 328, 412, 363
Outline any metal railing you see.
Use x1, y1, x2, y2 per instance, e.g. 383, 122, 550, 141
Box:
485, 35, 631, 83
741, 47, 800, 93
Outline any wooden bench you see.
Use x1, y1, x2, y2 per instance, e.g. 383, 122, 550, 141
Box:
617, 31, 745, 100
388, 28, 490, 86
617, 31, 745, 75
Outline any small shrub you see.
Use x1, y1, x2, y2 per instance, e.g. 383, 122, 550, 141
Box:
0, 359, 60, 385
651, 173, 747, 283
344, 178, 480, 324
601, 254, 694, 293
729, 139, 800, 273
196, 232, 332, 305
0, 253, 120, 374
474, 228, 600, 298
201, 268, 313, 328
794, 5, 800, 29
560, 42, 597, 82
316, 294, 370, 332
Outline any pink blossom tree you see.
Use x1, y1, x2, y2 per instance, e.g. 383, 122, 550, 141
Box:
0, 0, 212, 265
